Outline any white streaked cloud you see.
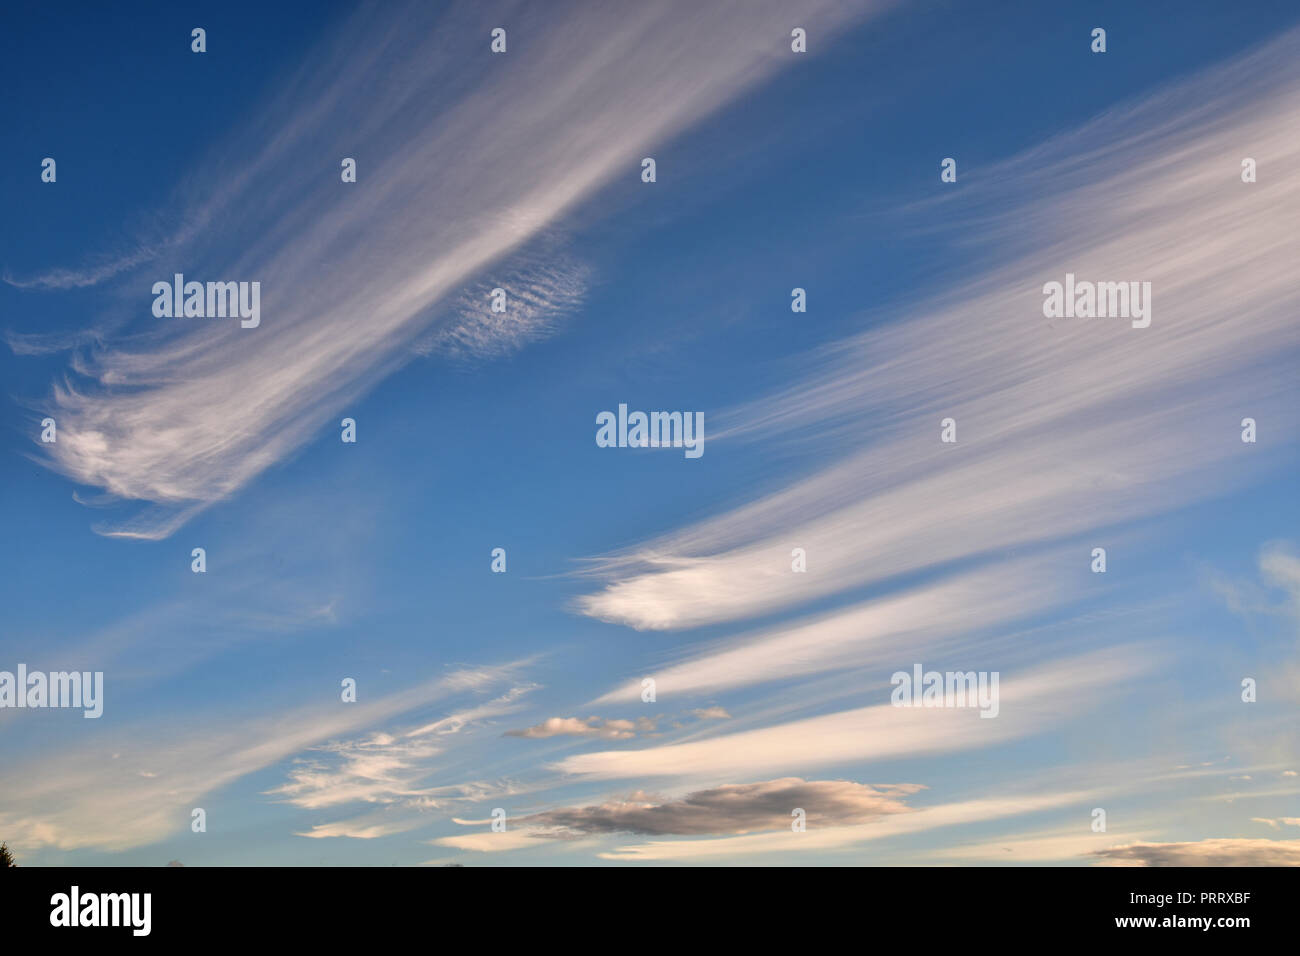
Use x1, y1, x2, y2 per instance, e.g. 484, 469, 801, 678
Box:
590, 554, 1073, 704
16, 0, 889, 538
504, 715, 657, 740
576, 28, 1300, 630
295, 812, 430, 840
431, 828, 570, 854
559, 648, 1150, 781
268, 685, 538, 813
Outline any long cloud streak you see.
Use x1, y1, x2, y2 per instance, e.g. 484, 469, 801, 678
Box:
25, 0, 888, 538
576, 29, 1300, 630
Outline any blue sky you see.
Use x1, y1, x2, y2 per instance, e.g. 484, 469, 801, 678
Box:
2, 0, 1298, 866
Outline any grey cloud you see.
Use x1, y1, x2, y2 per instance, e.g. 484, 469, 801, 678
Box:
522, 777, 925, 835
1092, 838, 1300, 867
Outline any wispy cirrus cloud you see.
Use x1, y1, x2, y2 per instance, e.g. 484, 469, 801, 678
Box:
575, 28, 1300, 631
269, 685, 539, 813
1251, 817, 1300, 829
13, 0, 889, 538
559, 648, 1151, 782
589, 553, 1077, 704
296, 813, 431, 841
0, 661, 533, 851
415, 250, 591, 362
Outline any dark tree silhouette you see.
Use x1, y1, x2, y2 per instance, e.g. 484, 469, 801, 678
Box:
0, 843, 16, 867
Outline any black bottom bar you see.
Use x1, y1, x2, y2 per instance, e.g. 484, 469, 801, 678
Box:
3, 865, 1288, 941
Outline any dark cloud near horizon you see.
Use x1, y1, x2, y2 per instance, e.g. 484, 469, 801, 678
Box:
522, 777, 925, 836
1093, 838, 1300, 866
